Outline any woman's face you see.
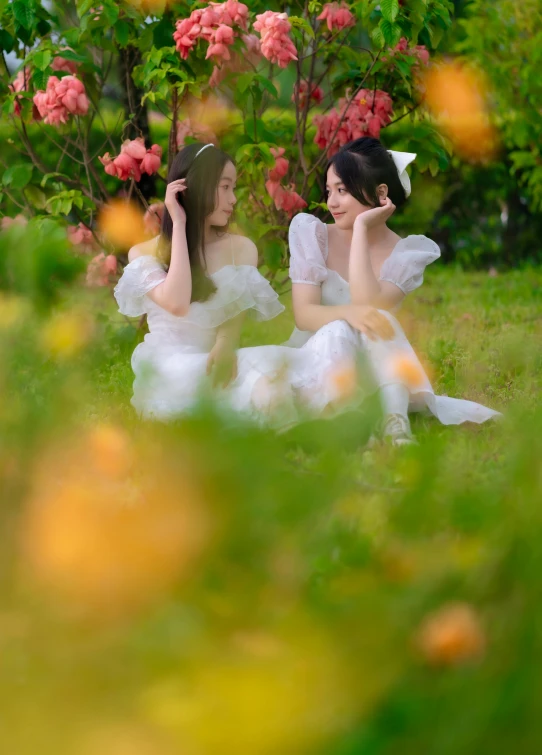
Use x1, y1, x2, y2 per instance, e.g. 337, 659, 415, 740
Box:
207, 161, 237, 226
326, 164, 386, 230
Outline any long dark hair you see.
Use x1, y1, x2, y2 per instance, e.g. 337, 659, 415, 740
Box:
159, 142, 234, 302
326, 137, 408, 209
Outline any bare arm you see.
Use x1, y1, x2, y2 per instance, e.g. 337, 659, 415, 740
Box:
129, 179, 192, 317
292, 283, 395, 341
349, 201, 405, 311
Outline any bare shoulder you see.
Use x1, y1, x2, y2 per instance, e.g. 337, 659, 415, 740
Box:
230, 233, 258, 266
128, 235, 160, 262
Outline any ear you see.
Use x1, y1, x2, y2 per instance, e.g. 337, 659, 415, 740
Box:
377, 183, 388, 202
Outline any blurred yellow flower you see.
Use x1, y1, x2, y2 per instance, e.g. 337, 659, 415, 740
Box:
416, 602, 486, 666
142, 624, 357, 755
0, 294, 30, 329
422, 61, 499, 162
98, 200, 149, 251
41, 310, 94, 358
20, 430, 211, 619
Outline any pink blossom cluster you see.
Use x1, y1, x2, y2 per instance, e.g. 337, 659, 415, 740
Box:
99, 138, 162, 182
52, 55, 79, 75
382, 37, 430, 66
313, 89, 393, 155
9, 69, 33, 118
317, 2, 356, 32
9, 57, 79, 119
33, 75, 89, 126
176, 119, 218, 150
1, 214, 28, 231
67, 222, 96, 252
253, 11, 297, 68
292, 80, 324, 110
265, 148, 307, 217
86, 252, 118, 287
173, 1, 248, 62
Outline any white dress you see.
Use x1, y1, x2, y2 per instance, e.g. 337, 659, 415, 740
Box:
114, 254, 292, 422
285, 213, 501, 425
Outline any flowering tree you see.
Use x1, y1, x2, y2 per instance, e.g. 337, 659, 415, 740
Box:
0, 0, 454, 283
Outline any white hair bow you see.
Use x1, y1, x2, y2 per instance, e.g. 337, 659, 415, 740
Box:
388, 150, 416, 197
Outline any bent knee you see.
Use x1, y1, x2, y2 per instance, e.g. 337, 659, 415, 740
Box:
317, 319, 357, 341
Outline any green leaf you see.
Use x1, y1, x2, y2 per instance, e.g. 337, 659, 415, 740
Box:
77, 0, 95, 17
371, 25, 385, 48
24, 185, 47, 209
236, 73, 255, 94
380, 19, 402, 47
33, 50, 53, 71
0, 30, 14, 53
381, 0, 400, 23
13, 0, 36, 30
2, 164, 34, 190
115, 20, 130, 47
255, 75, 278, 99
289, 15, 315, 39
32, 69, 49, 90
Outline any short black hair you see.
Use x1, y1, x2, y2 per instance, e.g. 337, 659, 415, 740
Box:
326, 137, 407, 209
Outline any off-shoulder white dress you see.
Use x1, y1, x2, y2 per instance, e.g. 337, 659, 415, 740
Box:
114, 253, 290, 421
286, 213, 501, 425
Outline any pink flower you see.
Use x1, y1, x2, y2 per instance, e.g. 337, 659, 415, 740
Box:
265, 180, 281, 199
210, 1, 249, 30
176, 118, 218, 150
269, 147, 289, 182
121, 137, 147, 161
86, 253, 118, 287
140, 144, 162, 176
265, 179, 307, 218
317, 2, 356, 33
387, 38, 430, 67
313, 89, 393, 155
99, 152, 118, 177
67, 222, 95, 248
52, 56, 78, 75
1, 214, 28, 230
9, 68, 30, 117
206, 24, 235, 60
113, 152, 142, 182
99, 140, 162, 182
143, 202, 165, 236
174, 3, 248, 61
254, 11, 297, 69
33, 75, 89, 126
292, 80, 324, 109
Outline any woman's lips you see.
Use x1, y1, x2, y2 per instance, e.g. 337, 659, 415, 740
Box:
331, 212, 345, 218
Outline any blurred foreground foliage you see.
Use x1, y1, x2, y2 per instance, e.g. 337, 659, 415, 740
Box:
1, 219, 542, 754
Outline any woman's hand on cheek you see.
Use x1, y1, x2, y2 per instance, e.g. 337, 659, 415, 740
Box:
354, 197, 396, 230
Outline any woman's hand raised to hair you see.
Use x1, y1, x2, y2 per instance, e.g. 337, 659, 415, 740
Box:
344, 304, 395, 341
164, 178, 188, 226
354, 197, 396, 231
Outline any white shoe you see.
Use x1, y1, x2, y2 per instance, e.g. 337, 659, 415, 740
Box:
381, 413, 416, 446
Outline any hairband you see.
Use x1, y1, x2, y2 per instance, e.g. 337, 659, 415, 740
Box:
194, 143, 214, 159
388, 150, 417, 197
